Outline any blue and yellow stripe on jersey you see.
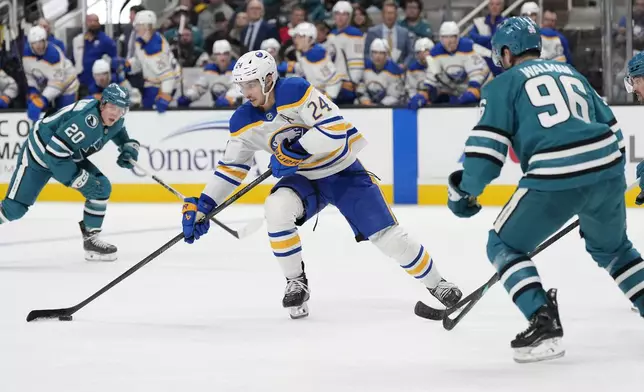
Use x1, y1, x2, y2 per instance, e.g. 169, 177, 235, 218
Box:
275, 78, 314, 112
268, 229, 302, 258
401, 245, 433, 279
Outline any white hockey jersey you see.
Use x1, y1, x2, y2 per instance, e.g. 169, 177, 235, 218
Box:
185, 61, 241, 104
0, 70, 18, 102
128, 32, 181, 94
23, 43, 79, 102
202, 77, 366, 205
326, 26, 365, 89
426, 37, 491, 98
293, 44, 343, 99
405, 58, 427, 97
358, 59, 404, 105
540, 28, 569, 63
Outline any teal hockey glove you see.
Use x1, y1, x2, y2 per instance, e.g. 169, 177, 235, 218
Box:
447, 170, 482, 218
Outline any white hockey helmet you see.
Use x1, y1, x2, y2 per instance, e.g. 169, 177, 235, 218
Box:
520, 2, 540, 16
289, 22, 317, 41
233, 50, 278, 99
332, 1, 353, 15
213, 39, 232, 54
134, 10, 157, 27
260, 38, 281, 56
370, 38, 390, 54
92, 59, 111, 74
439, 21, 459, 37
414, 37, 434, 52
27, 25, 47, 44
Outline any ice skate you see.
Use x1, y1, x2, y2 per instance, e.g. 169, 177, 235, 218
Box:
428, 279, 462, 308
283, 272, 310, 319
80, 221, 118, 261
511, 288, 565, 363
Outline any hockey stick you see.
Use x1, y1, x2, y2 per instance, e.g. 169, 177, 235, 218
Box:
415, 178, 642, 330
25, 169, 272, 322
130, 159, 263, 239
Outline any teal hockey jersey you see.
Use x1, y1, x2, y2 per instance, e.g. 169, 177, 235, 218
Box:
460, 59, 625, 196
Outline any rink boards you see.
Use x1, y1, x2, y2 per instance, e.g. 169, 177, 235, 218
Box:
0, 106, 642, 205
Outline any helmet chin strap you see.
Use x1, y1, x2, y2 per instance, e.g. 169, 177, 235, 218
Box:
261, 73, 277, 106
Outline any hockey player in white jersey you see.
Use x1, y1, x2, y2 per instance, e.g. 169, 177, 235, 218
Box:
23, 26, 79, 122
405, 38, 434, 99
521, 2, 571, 63
0, 68, 18, 109
125, 10, 180, 113
282, 22, 343, 101
408, 21, 491, 109
261, 38, 282, 62
177, 40, 240, 108
87, 59, 142, 107
180, 50, 463, 319
327, 1, 365, 104
358, 39, 404, 106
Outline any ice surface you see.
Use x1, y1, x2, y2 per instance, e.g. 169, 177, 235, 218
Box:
1, 203, 643, 392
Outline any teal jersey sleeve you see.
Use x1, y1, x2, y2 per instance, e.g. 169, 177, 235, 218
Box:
461, 74, 516, 197
589, 84, 626, 156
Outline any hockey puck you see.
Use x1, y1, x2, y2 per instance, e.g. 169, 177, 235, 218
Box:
58, 315, 73, 321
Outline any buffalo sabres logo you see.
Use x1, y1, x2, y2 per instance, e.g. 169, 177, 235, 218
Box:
366, 81, 387, 103
269, 125, 308, 151
255, 52, 264, 58
443, 64, 468, 84
85, 114, 99, 128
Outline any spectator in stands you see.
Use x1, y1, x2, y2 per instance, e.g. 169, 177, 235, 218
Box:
198, 0, 235, 38
172, 28, 205, 67
279, 6, 307, 44
398, 0, 432, 39
229, 11, 249, 55
126, 5, 146, 59
165, 6, 204, 50
241, 0, 279, 51
542, 9, 557, 29
352, 5, 373, 33
0, 68, 18, 109
303, 0, 329, 22
617, 0, 644, 52
469, 0, 505, 76
365, 0, 414, 66
71, 14, 117, 96
316, 21, 332, 46
205, 12, 233, 56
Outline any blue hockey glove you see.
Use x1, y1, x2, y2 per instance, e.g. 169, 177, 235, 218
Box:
447, 170, 482, 218
70, 170, 109, 200
117, 139, 140, 169
176, 95, 191, 107
155, 93, 171, 113
270, 140, 311, 178
27, 94, 48, 122
0, 95, 10, 109
458, 90, 479, 105
408, 93, 428, 110
335, 87, 356, 104
182, 194, 216, 244
215, 95, 231, 107
636, 161, 644, 205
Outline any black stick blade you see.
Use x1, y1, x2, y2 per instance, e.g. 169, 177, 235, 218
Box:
26, 307, 74, 322
414, 301, 445, 320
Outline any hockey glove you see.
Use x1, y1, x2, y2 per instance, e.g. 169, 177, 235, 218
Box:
0, 95, 10, 109
70, 170, 110, 200
182, 194, 216, 244
116, 139, 140, 169
215, 95, 231, 107
636, 161, 644, 205
270, 140, 311, 178
27, 94, 48, 122
408, 93, 428, 110
457, 89, 479, 105
447, 170, 481, 218
177, 96, 192, 107
155, 93, 172, 113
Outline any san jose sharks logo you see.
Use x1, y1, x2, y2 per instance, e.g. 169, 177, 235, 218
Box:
85, 114, 98, 128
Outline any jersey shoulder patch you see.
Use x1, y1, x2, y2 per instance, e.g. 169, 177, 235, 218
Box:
229, 103, 264, 137
275, 77, 313, 112
204, 62, 222, 73
140, 32, 165, 56
430, 43, 449, 57
364, 58, 375, 71
456, 38, 475, 53
332, 26, 363, 38
384, 60, 404, 75
26, 44, 62, 64
303, 45, 327, 63
407, 59, 426, 72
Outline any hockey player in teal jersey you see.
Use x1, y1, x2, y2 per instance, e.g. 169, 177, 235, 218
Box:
625, 52, 644, 205
447, 17, 644, 363
0, 84, 139, 261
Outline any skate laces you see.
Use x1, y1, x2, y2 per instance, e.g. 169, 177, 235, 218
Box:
285, 278, 308, 296
431, 280, 456, 300
88, 232, 112, 250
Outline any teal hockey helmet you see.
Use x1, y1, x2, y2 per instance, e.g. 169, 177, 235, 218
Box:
625, 52, 644, 93
491, 16, 542, 68
101, 83, 130, 111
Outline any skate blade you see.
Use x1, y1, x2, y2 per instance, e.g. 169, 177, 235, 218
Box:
513, 337, 565, 364
85, 251, 118, 262
288, 303, 309, 319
